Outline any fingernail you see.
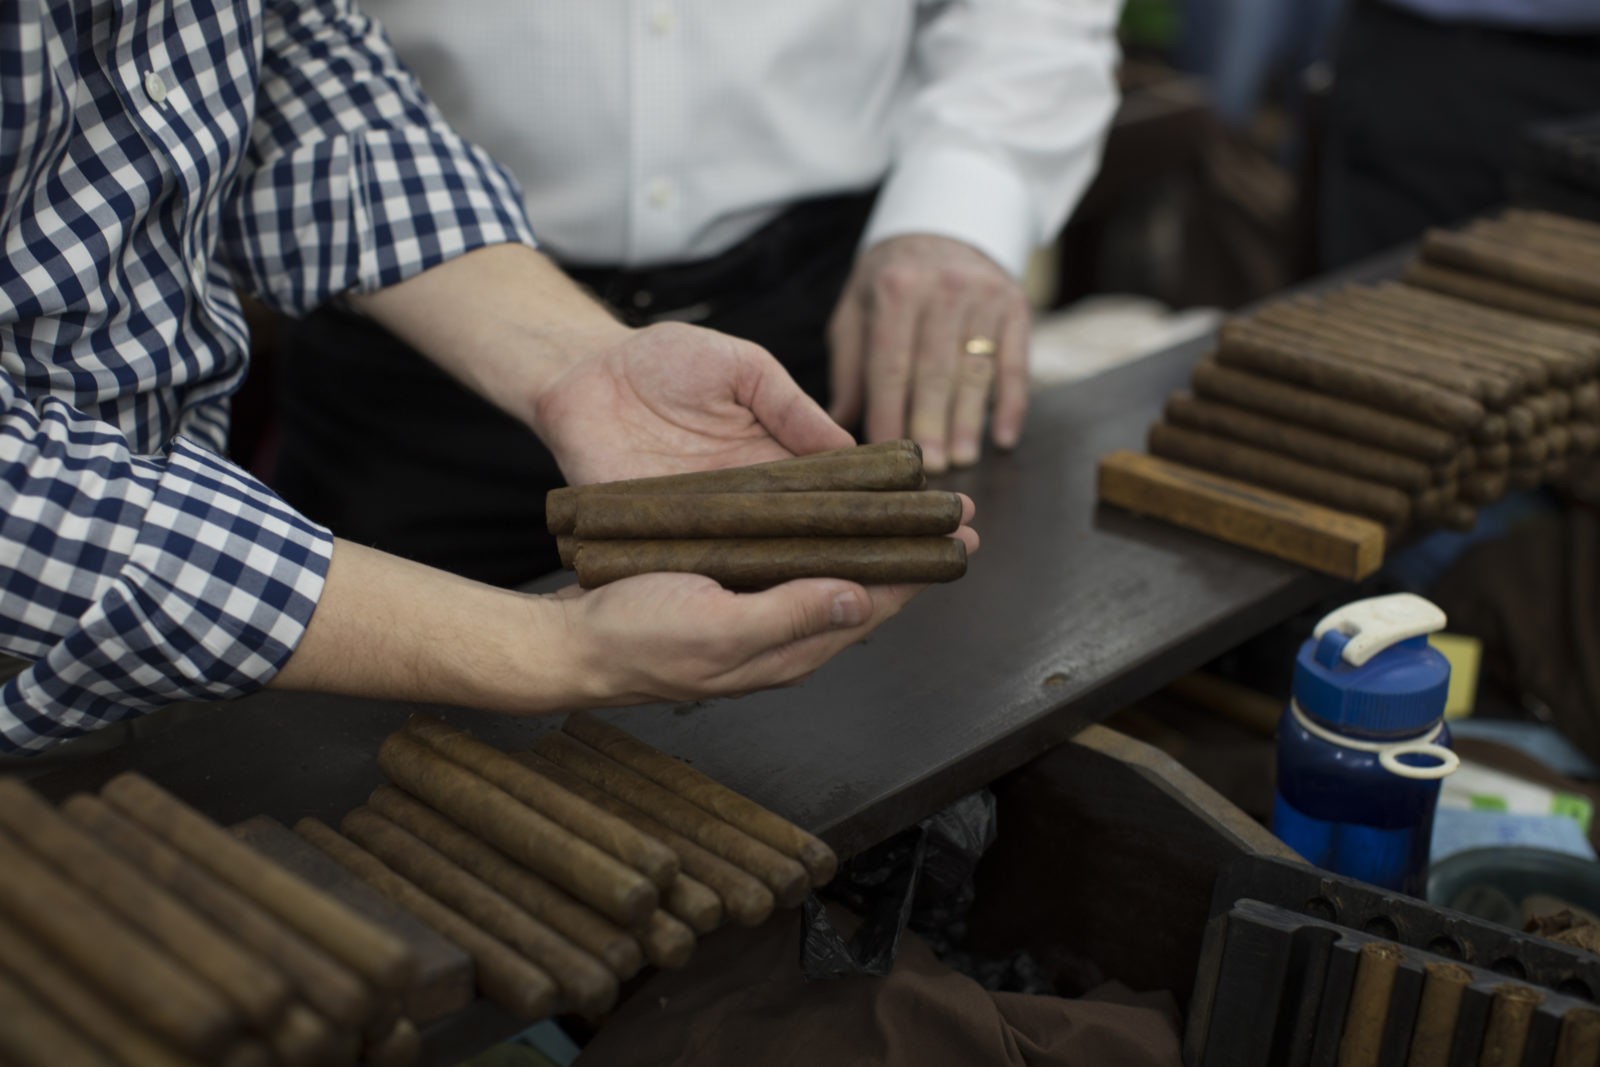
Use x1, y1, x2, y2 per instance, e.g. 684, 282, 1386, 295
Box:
831, 591, 865, 628
922, 446, 947, 473
994, 428, 1018, 450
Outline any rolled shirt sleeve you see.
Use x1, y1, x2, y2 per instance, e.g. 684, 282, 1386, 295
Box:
0, 375, 332, 753
216, 0, 539, 315
862, 0, 1123, 278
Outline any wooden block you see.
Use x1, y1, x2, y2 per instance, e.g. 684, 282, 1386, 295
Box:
230, 816, 473, 1024
1097, 450, 1385, 580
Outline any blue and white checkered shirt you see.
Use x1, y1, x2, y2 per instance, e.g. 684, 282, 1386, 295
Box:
0, 0, 536, 752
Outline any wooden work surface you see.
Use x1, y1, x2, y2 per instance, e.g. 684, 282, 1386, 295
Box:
26, 315, 1356, 1062
30, 325, 1342, 849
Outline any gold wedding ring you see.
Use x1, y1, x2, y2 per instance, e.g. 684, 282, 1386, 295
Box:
964, 336, 997, 357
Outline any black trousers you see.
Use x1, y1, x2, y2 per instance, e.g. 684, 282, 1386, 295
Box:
1318, 0, 1600, 269
271, 191, 875, 587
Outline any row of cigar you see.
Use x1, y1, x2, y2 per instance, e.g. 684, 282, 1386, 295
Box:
547, 440, 969, 589
1146, 211, 1600, 536
0, 774, 421, 1067
296, 711, 837, 1027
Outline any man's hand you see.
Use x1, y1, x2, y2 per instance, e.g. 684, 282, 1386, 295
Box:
529, 321, 854, 485
828, 234, 1031, 473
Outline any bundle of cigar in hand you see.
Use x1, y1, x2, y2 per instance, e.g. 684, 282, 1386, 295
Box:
298, 712, 837, 1025
1144, 209, 1600, 540
546, 440, 969, 589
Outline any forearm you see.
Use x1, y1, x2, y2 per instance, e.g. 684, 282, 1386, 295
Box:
348, 243, 629, 428
268, 539, 594, 712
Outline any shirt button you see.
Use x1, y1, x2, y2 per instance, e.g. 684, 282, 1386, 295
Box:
645, 177, 677, 210
648, 3, 677, 35
143, 70, 168, 106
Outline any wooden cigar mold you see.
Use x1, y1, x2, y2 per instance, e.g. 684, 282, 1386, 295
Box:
1104, 208, 1600, 576
547, 441, 970, 590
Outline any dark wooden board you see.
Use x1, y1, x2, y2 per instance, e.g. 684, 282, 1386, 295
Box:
231, 815, 475, 1023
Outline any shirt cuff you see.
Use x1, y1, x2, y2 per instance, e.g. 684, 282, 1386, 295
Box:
0, 438, 333, 752
861, 143, 1038, 279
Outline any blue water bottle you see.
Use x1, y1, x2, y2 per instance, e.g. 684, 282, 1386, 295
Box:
1272, 593, 1459, 896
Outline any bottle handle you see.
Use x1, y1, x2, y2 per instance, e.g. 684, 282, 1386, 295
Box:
1378, 741, 1460, 780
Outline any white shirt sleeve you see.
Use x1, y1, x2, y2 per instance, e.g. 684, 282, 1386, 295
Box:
862, 0, 1124, 278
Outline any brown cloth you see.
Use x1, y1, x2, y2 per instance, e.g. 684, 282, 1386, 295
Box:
574, 906, 1182, 1067
1430, 501, 1600, 765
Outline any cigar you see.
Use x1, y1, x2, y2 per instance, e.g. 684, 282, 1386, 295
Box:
1570, 421, 1600, 454
1379, 282, 1600, 371
512, 752, 775, 928
219, 1040, 273, 1067
1148, 423, 1412, 528
1336, 942, 1405, 1067
264, 1002, 344, 1067
572, 490, 964, 541
1501, 208, 1600, 247
0, 962, 119, 1067
401, 714, 679, 890
1190, 357, 1461, 459
341, 808, 618, 1018
366, 785, 643, 980
547, 441, 924, 535
1405, 961, 1472, 1067
1423, 229, 1600, 304
1216, 323, 1486, 431
294, 819, 558, 1021
1164, 392, 1435, 490
573, 536, 967, 590
60, 795, 375, 1029
533, 732, 811, 907
361, 1016, 420, 1067
1405, 262, 1600, 331
1325, 288, 1564, 387
1477, 213, 1600, 263
659, 871, 723, 935
563, 712, 836, 886
557, 535, 579, 569
1478, 984, 1542, 1067
0, 780, 290, 1030
1545, 456, 1570, 483
1510, 435, 1550, 466
1460, 470, 1509, 505
1574, 380, 1600, 418
1548, 423, 1572, 457
1232, 316, 1502, 405
0, 825, 237, 1059
1555, 1008, 1600, 1067
636, 908, 695, 970
1443, 502, 1478, 532
0, 917, 200, 1067
101, 774, 414, 996
1254, 305, 1523, 406
377, 733, 657, 927
1474, 414, 1508, 446
1477, 440, 1511, 468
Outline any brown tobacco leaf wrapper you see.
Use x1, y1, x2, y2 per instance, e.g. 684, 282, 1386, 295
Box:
547, 440, 924, 535
294, 819, 557, 1021
1190, 358, 1461, 460
1164, 392, 1434, 491
100, 773, 415, 997
401, 714, 680, 891
375, 734, 658, 928
366, 785, 644, 981
0, 780, 290, 1031
563, 711, 837, 886
60, 795, 376, 1030
1216, 322, 1486, 431
572, 490, 963, 540
1148, 423, 1412, 528
1422, 229, 1600, 304
1406, 261, 1600, 332
573, 536, 967, 590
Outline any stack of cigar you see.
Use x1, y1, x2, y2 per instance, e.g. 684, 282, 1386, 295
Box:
546, 440, 969, 589
1155, 278, 1600, 536
0, 775, 421, 1067
1408, 208, 1600, 334
297, 712, 836, 1025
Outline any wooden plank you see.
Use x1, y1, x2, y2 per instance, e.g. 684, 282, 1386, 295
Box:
1097, 449, 1385, 580
231, 816, 474, 1024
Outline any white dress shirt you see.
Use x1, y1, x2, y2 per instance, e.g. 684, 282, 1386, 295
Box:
360, 0, 1122, 278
